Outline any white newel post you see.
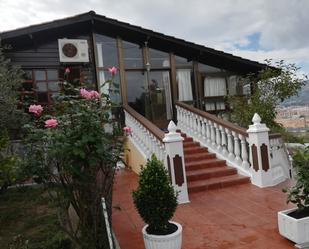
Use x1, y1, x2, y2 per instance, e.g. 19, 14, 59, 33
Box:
163, 121, 190, 204
247, 113, 272, 187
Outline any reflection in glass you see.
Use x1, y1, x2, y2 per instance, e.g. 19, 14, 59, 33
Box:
175, 55, 192, 66
123, 41, 143, 68
149, 49, 170, 68
126, 71, 146, 115
36, 82, 47, 92
35, 71, 46, 81
47, 70, 58, 80
48, 81, 60, 91
95, 34, 119, 67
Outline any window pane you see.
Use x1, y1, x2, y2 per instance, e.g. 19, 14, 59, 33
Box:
149, 49, 170, 68
47, 70, 58, 80
123, 41, 143, 68
98, 71, 121, 104
37, 92, 48, 103
198, 63, 222, 73
176, 69, 194, 101
36, 82, 47, 92
95, 34, 119, 67
48, 81, 60, 91
175, 55, 192, 66
126, 71, 146, 115
34, 70, 46, 81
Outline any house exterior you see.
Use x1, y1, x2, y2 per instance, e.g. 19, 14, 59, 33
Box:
1, 11, 291, 202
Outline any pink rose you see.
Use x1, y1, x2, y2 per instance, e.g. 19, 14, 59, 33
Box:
108, 67, 118, 76
29, 104, 43, 115
123, 126, 132, 135
90, 90, 100, 99
80, 88, 92, 99
45, 118, 58, 128
65, 67, 71, 74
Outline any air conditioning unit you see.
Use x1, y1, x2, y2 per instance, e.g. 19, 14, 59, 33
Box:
58, 39, 89, 63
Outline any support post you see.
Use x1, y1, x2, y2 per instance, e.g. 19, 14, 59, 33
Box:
163, 121, 190, 204
247, 113, 272, 187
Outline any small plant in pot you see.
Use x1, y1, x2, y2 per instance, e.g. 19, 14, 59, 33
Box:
278, 146, 309, 245
132, 154, 182, 249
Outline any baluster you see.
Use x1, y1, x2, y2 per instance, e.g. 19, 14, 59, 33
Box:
201, 118, 206, 144
210, 121, 216, 149
197, 116, 202, 140
220, 125, 228, 157
206, 119, 211, 145
215, 123, 222, 152
239, 134, 250, 169
233, 131, 242, 165
226, 128, 235, 161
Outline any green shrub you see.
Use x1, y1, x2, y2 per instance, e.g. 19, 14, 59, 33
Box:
132, 154, 178, 235
284, 146, 309, 210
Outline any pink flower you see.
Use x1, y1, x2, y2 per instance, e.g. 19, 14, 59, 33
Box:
44, 118, 58, 128
108, 67, 118, 76
80, 88, 92, 99
90, 90, 100, 99
29, 104, 43, 115
80, 88, 100, 99
123, 126, 132, 135
65, 67, 71, 74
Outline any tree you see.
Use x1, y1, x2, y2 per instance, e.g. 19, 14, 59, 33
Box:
228, 60, 306, 131
0, 44, 25, 137
21, 69, 123, 249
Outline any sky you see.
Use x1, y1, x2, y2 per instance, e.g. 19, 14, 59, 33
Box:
0, 0, 309, 76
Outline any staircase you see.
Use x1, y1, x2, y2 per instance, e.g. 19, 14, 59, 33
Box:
182, 132, 250, 193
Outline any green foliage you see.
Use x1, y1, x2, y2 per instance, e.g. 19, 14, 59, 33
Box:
284, 147, 309, 210
0, 130, 19, 193
21, 73, 123, 249
228, 60, 306, 130
0, 44, 26, 137
132, 155, 178, 235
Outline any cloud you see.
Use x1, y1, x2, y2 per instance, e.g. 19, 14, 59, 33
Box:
0, 0, 309, 74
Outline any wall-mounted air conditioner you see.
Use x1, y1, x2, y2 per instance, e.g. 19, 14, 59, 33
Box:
58, 39, 89, 63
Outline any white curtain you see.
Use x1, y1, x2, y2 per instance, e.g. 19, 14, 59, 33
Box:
228, 75, 237, 95
162, 60, 173, 119
96, 43, 109, 95
177, 69, 193, 101
204, 77, 226, 97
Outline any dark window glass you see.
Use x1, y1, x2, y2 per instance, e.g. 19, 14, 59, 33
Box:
126, 71, 146, 114
37, 92, 48, 103
24, 70, 33, 80
175, 55, 192, 66
47, 70, 58, 80
123, 41, 143, 68
22, 82, 33, 91
35, 70, 46, 81
149, 49, 170, 68
95, 34, 119, 67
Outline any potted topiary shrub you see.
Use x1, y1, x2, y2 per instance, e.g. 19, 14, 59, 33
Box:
278, 146, 309, 246
132, 154, 181, 249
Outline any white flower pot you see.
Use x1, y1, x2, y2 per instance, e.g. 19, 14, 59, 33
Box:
142, 221, 182, 249
278, 207, 309, 245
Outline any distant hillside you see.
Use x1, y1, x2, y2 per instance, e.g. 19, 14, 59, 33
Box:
280, 80, 309, 107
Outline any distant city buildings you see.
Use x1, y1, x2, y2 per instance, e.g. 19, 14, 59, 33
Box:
276, 105, 309, 130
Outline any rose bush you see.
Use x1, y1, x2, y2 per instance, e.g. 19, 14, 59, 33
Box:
21, 69, 123, 249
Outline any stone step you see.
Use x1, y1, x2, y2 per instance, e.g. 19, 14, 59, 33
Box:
184, 146, 208, 154
188, 174, 250, 193
184, 152, 216, 162
185, 158, 226, 171
186, 166, 237, 182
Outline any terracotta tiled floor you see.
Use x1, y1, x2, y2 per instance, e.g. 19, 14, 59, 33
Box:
112, 168, 295, 249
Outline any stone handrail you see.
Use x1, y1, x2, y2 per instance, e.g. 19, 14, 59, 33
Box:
176, 101, 251, 176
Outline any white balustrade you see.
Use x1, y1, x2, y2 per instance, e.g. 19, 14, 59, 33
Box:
176, 103, 251, 177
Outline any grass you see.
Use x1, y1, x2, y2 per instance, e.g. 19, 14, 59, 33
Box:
0, 185, 71, 249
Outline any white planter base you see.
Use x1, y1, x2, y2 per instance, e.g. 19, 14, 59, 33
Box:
278, 208, 309, 245
142, 221, 182, 249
